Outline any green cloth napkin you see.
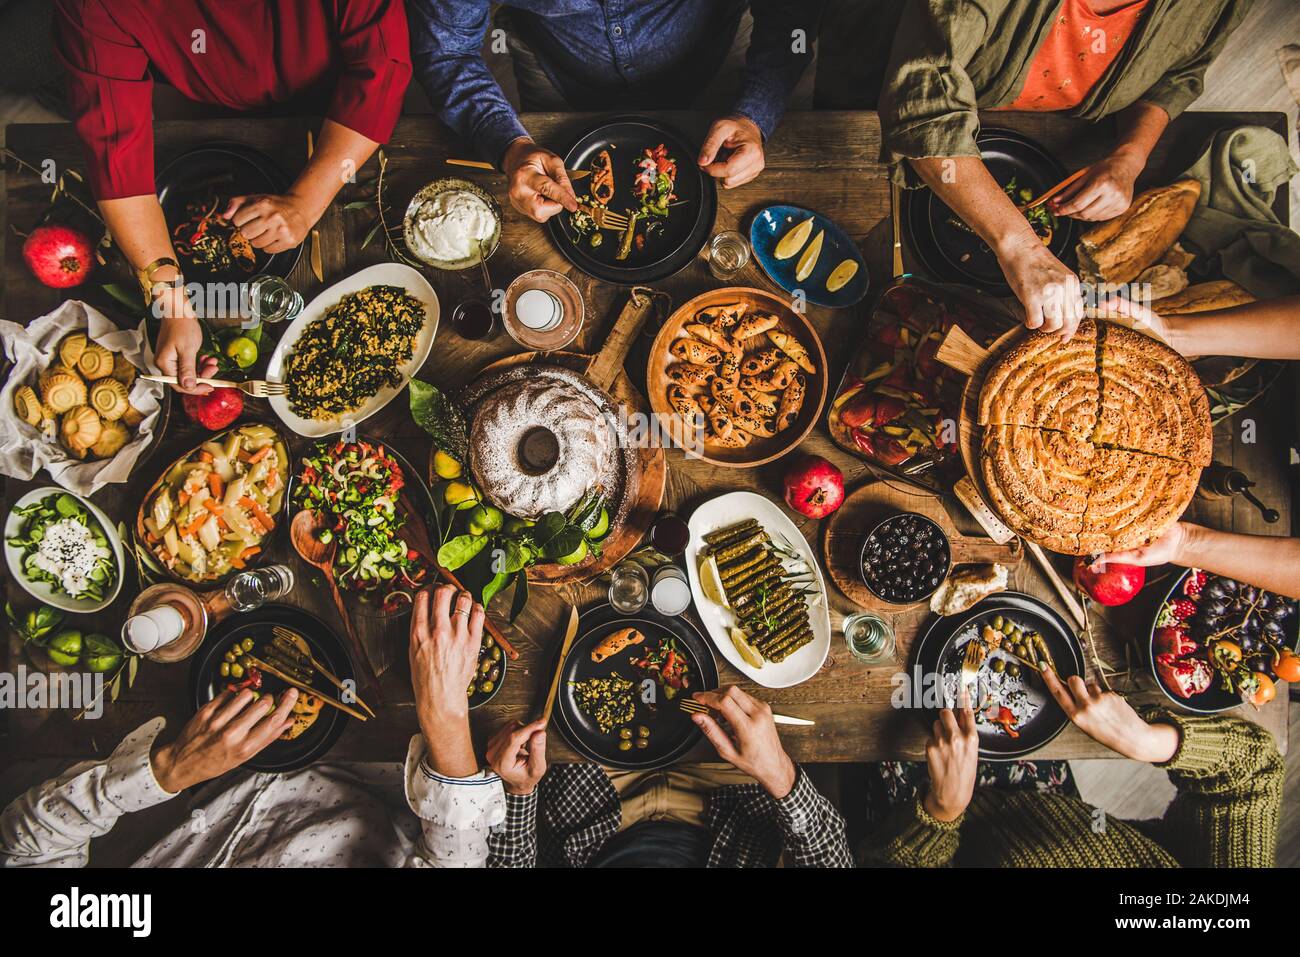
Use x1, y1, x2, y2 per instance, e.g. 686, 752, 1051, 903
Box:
1181, 125, 1300, 298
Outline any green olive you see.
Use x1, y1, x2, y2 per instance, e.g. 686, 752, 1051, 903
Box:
241, 637, 254, 652
224, 651, 236, 663
618, 740, 632, 751
992, 615, 1005, 631
219, 661, 231, 677
619, 728, 633, 740
637, 725, 651, 738
989, 658, 1005, 673
491, 646, 502, 661
230, 662, 245, 679
635, 738, 649, 749
467, 685, 475, 697
1006, 664, 1022, 679
479, 680, 495, 694
484, 636, 495, 649
479, 659, 493, 675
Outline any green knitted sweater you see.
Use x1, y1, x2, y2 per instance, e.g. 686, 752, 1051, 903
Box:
863, 709, 1283, 868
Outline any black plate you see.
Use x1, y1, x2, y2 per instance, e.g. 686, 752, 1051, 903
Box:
901, 129, 1076, 294
554, 603, 718, 771
910, 592, 1083, 759
547, 116, 717, 285
189, 603, 354, 773
157, 144, 302, 291
1146, 568, 1299, 714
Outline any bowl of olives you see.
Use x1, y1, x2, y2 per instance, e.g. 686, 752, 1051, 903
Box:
859, 511, 951, 605
468, 632, 507, 709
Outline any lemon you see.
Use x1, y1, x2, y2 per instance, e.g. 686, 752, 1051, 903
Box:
433, 450, 462, 479
826, 258, 859, 293
774, 216, 814, 260
555, 538, 588, 565
467, 503, 503, 536
503, 516, 535, 535
794, 230, 824, 282
46, 629, 82, 667
223, 335, 259, 369
698, 555, 730, 609
729, 627, 764, 669
444, 481, 478, 506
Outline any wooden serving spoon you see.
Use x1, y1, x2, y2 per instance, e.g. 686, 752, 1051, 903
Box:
289, 509, 382, 693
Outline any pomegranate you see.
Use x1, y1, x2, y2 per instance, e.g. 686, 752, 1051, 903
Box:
1153, 626, 1196, 659
22, 224, 95, 288
1072, 556, 1145, 606
182, 387, 244, 431
1155, 653, 1213, 699
782, 454, 844, 520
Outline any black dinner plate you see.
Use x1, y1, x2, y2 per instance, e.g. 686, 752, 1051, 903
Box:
547, 116, 716, 285
189, 603, 354, 773
157, 144, 303, 290
554, 603, 718, 771
901, 129, 1076, 294
909, 592, 1083, 759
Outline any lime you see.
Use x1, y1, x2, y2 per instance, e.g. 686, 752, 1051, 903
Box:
444, 481, 478, 506
699, 555, 730, 609
587, 508, 610, 540
555, 538, 589, 566
467, 503, 503, 536
503, 516, 536, 536
795, 229, 824, 283
83, 633, 123, 673
774, 215, 814, 260
223, 335, 259, 369
433, 450, 463, 480
46, 629, 82, 667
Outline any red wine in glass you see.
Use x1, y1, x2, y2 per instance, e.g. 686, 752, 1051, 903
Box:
451, 298, 496, 340
647, 512, 690, 556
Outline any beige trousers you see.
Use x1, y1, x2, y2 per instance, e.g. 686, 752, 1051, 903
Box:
606, 763, 757, 831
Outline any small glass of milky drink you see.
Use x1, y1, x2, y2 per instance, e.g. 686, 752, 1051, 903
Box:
503, 269, 585, 351
650, 565, 692, 616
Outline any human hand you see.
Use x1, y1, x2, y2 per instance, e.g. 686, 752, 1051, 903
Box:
1041, 668, 1179, 763
224, 194, 312, 253
998, 236, 1085, 337
503, 137, 579, 223
485, 718, 548, 795
698, 115, 766, 188
689, 686, 797, 799
409, 585, 484, 742
922, 688, 978, 822
1049, 152, 1143, 222
150, 687, 298, 793
1092, 521, 1193, 570
1091, 294, 1174, 348
154, 310, 218, 394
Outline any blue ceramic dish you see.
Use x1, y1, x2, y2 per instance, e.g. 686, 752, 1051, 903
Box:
749, 204, 869, 308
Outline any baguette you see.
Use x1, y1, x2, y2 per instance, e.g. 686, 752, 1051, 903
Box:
1076, 179, 1201, 285
1152, 279, 1255, 315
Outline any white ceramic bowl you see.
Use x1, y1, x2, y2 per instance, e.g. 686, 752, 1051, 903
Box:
266, 263, 440, 437
4, 486, 125, 613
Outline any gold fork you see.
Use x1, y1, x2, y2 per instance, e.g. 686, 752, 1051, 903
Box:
142, 374, 287, 398
678, 696, 814, 726
960, 638, 986, 702
578, 202, 630, 231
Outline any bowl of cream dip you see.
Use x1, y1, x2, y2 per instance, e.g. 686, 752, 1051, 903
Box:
403, 178, 502, 270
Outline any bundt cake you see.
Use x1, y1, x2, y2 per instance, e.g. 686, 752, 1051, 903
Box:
468, 378, 617, 519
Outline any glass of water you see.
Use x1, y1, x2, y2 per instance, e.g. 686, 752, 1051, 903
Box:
244, 274, 304, 325
842, 612, 896, 663
609, 561, 649, 614
707, 230, 751, 280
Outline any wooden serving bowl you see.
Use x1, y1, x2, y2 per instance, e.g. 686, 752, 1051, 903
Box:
646, 286, 828, 467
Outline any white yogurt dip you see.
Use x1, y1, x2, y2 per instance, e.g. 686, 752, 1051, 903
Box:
412, 190, 497, 262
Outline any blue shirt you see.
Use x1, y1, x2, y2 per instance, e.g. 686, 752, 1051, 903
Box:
407, 0, 822, 165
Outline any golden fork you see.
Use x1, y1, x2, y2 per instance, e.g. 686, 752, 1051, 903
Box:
960, 638, 986, 701
271, 626, 376, 718
142, 374, 287, 398
678, 696, 814, 726
578, 202, 630, 231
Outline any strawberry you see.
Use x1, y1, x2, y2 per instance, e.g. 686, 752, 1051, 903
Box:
1183, 570, 1208, 597
1169, 597, 1197, 621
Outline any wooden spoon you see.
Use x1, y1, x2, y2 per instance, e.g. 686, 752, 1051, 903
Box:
289, 509, 382, 692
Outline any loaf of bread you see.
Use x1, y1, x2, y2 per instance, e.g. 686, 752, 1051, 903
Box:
1076, 179, 1202, 285
1152, 279, 1256, 315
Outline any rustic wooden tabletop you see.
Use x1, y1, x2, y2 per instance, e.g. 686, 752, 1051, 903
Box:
2, 109, 1291, 766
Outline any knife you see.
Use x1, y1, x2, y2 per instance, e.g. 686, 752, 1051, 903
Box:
446, 157, 590, 180
773, 714, 815, 727
541, 605, 580, 724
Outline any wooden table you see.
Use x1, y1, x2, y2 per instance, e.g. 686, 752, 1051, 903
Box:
2, 109, 1291, 770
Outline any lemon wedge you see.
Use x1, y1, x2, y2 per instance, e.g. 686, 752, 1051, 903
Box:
729, 627, 764, 669
699, 555, 730, 608
795, 230, 824, 282
774, 216, 814, 260
826, 258, 859, 293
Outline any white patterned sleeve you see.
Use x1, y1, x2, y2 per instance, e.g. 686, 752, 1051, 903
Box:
403, 735, 505, 868
1, 718, 178, 868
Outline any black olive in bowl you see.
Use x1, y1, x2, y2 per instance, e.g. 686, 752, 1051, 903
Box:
468, 632, 507, 709
859, 512, 951, 605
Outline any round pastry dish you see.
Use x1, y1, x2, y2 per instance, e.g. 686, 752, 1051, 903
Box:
859, 512, 951, 605
971, 318, 1211, 556
460, 363, 640, 567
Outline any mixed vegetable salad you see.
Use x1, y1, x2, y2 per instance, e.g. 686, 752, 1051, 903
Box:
295, 440, 430, 612
7, 492, 116, 602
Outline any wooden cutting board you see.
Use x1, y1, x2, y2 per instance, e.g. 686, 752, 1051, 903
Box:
821, 478, 1022, 613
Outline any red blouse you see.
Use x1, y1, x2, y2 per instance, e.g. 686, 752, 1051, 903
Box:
55, 0, 412, 199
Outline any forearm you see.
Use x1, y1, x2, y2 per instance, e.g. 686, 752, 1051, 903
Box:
418, 708, 478, 779
910, 156, 1040, 259
99, 196, 180, 279
1175, 525, 1300, 600
403, 734, 503, 868
733, 0, 824, 138
1165, 296, 1300, 361
289, 120, 378, 227
1109, 101, 1170, 170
